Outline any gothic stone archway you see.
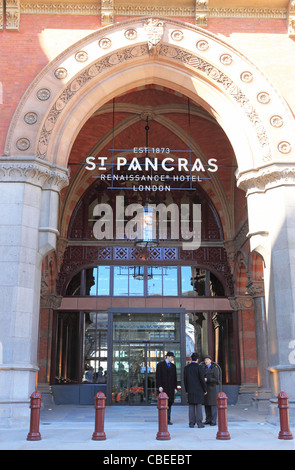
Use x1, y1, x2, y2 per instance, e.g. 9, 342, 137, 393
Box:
2, 17, 295, 424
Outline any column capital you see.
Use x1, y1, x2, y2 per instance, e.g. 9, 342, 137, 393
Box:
0, 157, 69, 191
40, 293, 63, 309
236, 164, 295, 196
246, 280, 265, 298
228, 295, 254, 310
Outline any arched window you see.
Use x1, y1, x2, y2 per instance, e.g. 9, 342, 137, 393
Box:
65, 265, 225, 297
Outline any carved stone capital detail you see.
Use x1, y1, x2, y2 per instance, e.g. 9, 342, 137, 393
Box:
195, 0, 209, 28
40, 293, 63, 309
229, 295, 254, 310
236, 165, 295, 195
0, 158, 69, 191
5, 0, 20, 31
101, 0, 114, 26
246, 280, 265, 298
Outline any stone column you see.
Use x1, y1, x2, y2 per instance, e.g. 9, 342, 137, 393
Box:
246, 279, 271, 408
237, 165, 295, 409
229, 295, 258, 404
0, 158, 68, 426
246, 280, 269, 388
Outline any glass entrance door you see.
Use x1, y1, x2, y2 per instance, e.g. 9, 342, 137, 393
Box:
110, 309, 183, 405
112, 342, 152, 404
112, 341, 181, 404
129, 343, 148, 404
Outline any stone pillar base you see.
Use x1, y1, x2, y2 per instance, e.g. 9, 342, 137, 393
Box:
38, 384, 54, 409
251, 388, 272, 411
237, 384, 258, 406
0, 401, 31, 429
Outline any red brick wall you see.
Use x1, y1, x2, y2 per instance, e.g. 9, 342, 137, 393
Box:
0, 14, 100, 154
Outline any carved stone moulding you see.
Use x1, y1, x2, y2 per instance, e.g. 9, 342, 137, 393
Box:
18, 3, 288, 23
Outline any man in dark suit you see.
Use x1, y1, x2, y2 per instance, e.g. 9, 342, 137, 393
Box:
184, 352, 207, 428
156, 351, 177, 425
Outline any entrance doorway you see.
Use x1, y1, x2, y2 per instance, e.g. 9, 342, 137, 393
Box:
110, 309, 184, 405
112, 341, 181, 404
50, 307, 240, 405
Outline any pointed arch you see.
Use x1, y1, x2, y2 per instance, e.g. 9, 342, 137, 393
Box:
4, 17, 295, 177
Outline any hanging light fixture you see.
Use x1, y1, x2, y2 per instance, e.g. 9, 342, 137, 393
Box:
134, 203, 159, 248
134, 115, 159, 248
133, 266, 153, 280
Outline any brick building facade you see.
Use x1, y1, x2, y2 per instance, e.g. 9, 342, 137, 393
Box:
1, 1, 295, 425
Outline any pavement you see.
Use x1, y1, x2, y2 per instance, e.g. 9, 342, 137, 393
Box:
0, 402, 294, 454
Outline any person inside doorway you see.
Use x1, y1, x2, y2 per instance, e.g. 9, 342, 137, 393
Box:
156, 351, 177, 425
85, 366, 94, 383
96, 366, 106, 384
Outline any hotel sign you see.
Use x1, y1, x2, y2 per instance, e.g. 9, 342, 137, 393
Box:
84, 143, 219, 249
85, 147, 218, 192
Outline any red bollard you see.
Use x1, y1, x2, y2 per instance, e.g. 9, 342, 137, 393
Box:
156, 392, 171, 440
27, 391, 42, 441
216, 391, 230, 440
92, 392, 106, 441
278, 391, 293, 440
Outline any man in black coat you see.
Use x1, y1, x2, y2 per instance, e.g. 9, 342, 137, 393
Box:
184, 352, 207, 428
202, 355, 219, 425
156, 351, 177, 425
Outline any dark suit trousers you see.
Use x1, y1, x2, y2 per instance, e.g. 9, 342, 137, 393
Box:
205, 405, 217, 424
168, 401, 172, 422
188, 404, 203, 425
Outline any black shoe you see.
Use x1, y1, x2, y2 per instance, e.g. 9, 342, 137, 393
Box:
210, 423, 216, 426
197, 423, 205, 428
203, 421, 211, 425
168, 420, 173, 425
189, 424, 194, 428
